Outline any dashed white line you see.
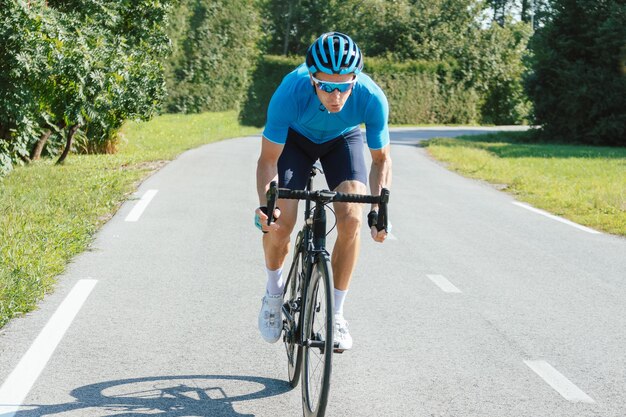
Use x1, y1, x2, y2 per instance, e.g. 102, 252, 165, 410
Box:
427, 274, 461, 293
124, 189, 158, 222
524, 360, 595, 403
0, 279, 98, 417
512, 202, 600, 234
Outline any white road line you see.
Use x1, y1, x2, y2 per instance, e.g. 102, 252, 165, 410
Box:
512, 202, 601, 234
427, 274, 462, 293
124, 189, 158, 222
524, 360, 595, 403
0, 279, 98, 417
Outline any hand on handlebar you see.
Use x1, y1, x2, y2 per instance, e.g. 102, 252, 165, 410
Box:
370, 226, 388, 243
255, 206, 281, 234
367, 209, 391, 243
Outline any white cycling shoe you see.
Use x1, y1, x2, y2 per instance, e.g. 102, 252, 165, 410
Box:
258, 292, 283, 343
333, 314, 353, 351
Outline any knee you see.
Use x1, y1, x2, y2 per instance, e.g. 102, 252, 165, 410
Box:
270, 217, 296, 244
337, 213, 361, 238
274, 224, 294, 243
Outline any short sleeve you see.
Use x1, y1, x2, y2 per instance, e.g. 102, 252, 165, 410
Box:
364, 92, 390, 150
262, 84, 296, 145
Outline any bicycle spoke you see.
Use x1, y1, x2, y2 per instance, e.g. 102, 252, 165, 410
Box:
302, 260, 333, 417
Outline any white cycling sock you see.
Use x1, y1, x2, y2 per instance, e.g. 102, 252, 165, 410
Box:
333, 288, 348, 317
265, 266, 284, 296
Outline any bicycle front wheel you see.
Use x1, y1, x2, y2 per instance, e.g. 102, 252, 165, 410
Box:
301, 255, 334, 417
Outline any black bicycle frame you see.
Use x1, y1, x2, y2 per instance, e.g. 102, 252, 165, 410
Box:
267, 167, 390, 349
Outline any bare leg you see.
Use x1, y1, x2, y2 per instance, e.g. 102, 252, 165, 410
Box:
331, 180, 367, 291
263, 199, 298, 270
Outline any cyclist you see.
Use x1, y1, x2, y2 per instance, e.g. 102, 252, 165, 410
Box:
255, 32, 392, 351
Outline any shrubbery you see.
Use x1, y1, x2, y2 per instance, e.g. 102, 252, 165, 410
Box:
0, 0, 171, 175
363, 58, 481, 125
241, 55, 484, 127
162, 0, 260, 113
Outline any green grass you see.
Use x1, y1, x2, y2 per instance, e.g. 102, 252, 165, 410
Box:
424, 132, 626, 236
0, 112, 259, 328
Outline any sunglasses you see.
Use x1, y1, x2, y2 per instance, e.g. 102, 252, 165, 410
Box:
311, 74, 357, 93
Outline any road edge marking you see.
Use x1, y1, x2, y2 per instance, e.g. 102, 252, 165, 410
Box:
0, 279, 98, 417
125, 189, 158, 222
512, 202, 600, 234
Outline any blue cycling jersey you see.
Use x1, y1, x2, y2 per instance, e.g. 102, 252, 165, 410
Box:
263, 63, 390, 150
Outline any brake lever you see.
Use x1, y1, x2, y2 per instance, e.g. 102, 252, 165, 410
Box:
266, 181, 278, 226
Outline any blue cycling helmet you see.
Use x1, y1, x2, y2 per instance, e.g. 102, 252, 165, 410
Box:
306, 32, 363, 75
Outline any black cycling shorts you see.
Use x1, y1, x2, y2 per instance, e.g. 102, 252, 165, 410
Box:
278, 127, 367, 191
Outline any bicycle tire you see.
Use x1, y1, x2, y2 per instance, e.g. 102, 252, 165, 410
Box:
301, 255, 334, 417
283, 234, 304, 388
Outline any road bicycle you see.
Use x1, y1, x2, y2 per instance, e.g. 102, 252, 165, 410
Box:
265, 165, 390, 417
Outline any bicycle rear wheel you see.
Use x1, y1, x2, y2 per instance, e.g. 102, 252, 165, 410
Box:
301, 255, 334, 417
283, 236, 304, 387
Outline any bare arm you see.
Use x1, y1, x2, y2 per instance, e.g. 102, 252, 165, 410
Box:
369, 144, 392, 205
255, 137, 284, 232
256, 136, 283, 205
368, 144, 392, 242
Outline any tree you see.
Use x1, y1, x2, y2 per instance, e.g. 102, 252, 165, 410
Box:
0, 0, 58, 172
486, 0, 551, 28
255, 0, 532, 124
258, 0, 307, 55
469, 21, 533, 124
0, 0, 171, 173
258, 0, 345, 56
48, 0, 171, 157
525, 0, 626, 145
259, 0, 482, 61
492, 0, 510, 26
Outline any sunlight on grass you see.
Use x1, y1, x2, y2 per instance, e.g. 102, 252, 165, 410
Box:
119, 112, 259, 160
424, 134, 626, 236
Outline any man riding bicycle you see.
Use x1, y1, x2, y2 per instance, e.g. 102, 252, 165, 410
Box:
255, 32, 392, 351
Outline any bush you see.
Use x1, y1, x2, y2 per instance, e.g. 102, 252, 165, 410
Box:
239, 55, 304, 127
163, 0, 260, 113
365, 58, 481, 124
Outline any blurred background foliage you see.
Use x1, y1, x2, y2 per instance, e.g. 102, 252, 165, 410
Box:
1, 0, 624, 176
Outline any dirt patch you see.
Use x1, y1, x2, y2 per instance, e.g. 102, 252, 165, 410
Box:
110, 159, 169, 173
127, 160, 169, 172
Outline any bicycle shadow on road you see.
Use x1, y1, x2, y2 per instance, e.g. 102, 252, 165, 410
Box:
9, 374, 291, 417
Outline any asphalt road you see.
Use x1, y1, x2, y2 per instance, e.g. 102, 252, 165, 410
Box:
0, 128, 625, 417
